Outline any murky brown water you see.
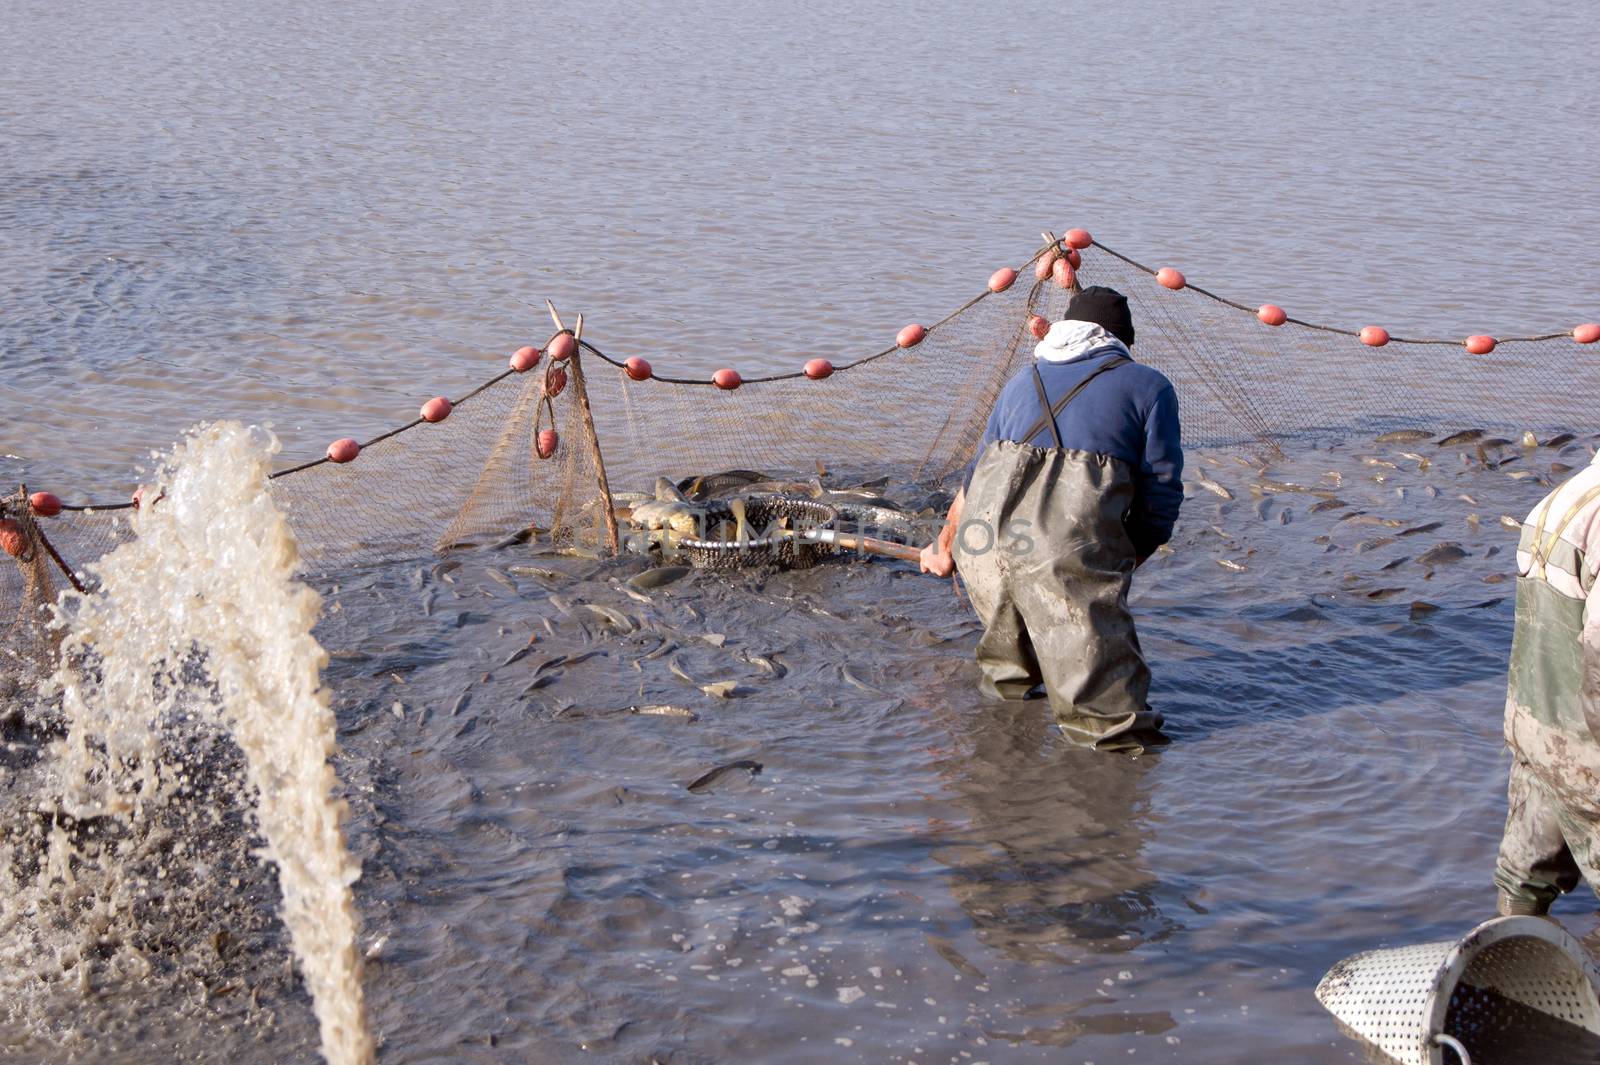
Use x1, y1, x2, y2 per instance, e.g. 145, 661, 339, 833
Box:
11, 436, 1597, 1063
4, 1, 1600, 1061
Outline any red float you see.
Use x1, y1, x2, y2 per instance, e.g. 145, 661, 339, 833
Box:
510, 345, 541, 372
1575, 323, 1600, 344
1360, 326, 1390, 347
131, 487, 165, 508
1027, 315, 1050, 340
327, 438, 361, 463
988, 267, 1018, 293
1465, 334, 1497, 355
0, 519, 26, 559
546, 333, 577, 362
29, 492, 62, 518
1156, 267, 1186, 291
1064, 247, 1082, 269
713, 368, 742, 390
1052, 258, 1077, 290
1257, 304, 1287, 327
1034, 250, 1058, 281
804, 358, 834, 380
420, 396, 452, 423
624, 356, 653, 381
897, 324, 927, 349
537, 428, 559, 459
1064, 228, 1093, 250
546, 367, 568, 397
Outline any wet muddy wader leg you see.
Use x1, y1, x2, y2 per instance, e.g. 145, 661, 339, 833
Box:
1012, 563, 1157, 749
973, 593, 1046, 701
1495, 757, 1584, 914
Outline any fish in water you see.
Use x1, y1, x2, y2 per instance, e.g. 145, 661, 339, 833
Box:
571, 603, 636, 632
1544, 432, 1577, 448
740, 651, 787, 678
678, 469, 770, 500
686, 759, 763, 792
669, 658, 698, 685
634, 704, 698, 719
1399, 522, 1443, 537
1309, 497, 1349, 513
1193, 473, 1234, 500
1437, 429, 1486, 447
491, 527, 534, 549
1375, 429, 1434, 444
1417, 542, 1469, 565
623, 477, 711, 534
840, 665, 882, 693
832, 499, 917, 540
553, 704, 699, 721
625, 499, 708, 535
628, 565, 690, 590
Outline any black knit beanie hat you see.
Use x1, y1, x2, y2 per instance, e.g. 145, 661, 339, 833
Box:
1064, 285, 1135, 347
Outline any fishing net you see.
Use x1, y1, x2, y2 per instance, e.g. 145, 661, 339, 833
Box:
4, 233, 1595, 673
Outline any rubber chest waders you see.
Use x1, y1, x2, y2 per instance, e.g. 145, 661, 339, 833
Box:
955, 356, 1165, 751
1496, 467, 1600, 910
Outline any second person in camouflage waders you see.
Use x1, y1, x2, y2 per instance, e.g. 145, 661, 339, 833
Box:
1494, 452, 1600, 915
920, 286, 1184, 752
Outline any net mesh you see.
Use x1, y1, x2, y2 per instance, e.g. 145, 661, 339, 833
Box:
4, 235, 1594, 674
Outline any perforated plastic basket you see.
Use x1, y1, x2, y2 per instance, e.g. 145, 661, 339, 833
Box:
1315, 916, 1600, 1064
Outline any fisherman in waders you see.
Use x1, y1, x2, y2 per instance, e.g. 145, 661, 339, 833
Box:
920, 286, 1183, 752
1494, 453, 1600, 915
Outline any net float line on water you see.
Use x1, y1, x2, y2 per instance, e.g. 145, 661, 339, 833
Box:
33, 228, 1595, 513
1084, 235, 1590, 347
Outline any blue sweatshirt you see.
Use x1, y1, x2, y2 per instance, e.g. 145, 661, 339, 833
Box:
971, 346, 1184, 557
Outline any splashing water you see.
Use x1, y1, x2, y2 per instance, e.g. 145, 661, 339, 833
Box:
37, 422, 373, 1064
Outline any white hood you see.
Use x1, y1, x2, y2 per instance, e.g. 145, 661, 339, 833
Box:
1033, 319, 1131, 364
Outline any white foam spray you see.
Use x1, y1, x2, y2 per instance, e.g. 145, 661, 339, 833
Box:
44, 422, 373, 1064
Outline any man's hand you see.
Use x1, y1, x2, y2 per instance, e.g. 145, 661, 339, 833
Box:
920, 542, 955, 577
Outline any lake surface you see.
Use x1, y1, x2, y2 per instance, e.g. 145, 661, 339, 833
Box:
3, 0, 1597, 491
2, 0, 1599, 1061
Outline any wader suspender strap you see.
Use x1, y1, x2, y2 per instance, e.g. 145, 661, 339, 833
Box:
1024, 355, 1131, 449
1530, 480, 1600, 579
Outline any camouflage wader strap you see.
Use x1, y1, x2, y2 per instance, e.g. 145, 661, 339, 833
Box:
1025, 355, 1131, 449
1529, 480, 1600, 580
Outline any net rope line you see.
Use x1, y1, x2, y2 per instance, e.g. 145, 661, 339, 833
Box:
44, 233, 1595, 513
1087, 240, 1577, 345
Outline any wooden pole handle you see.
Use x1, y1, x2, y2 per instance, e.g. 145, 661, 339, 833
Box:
795, 528, 922, 563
